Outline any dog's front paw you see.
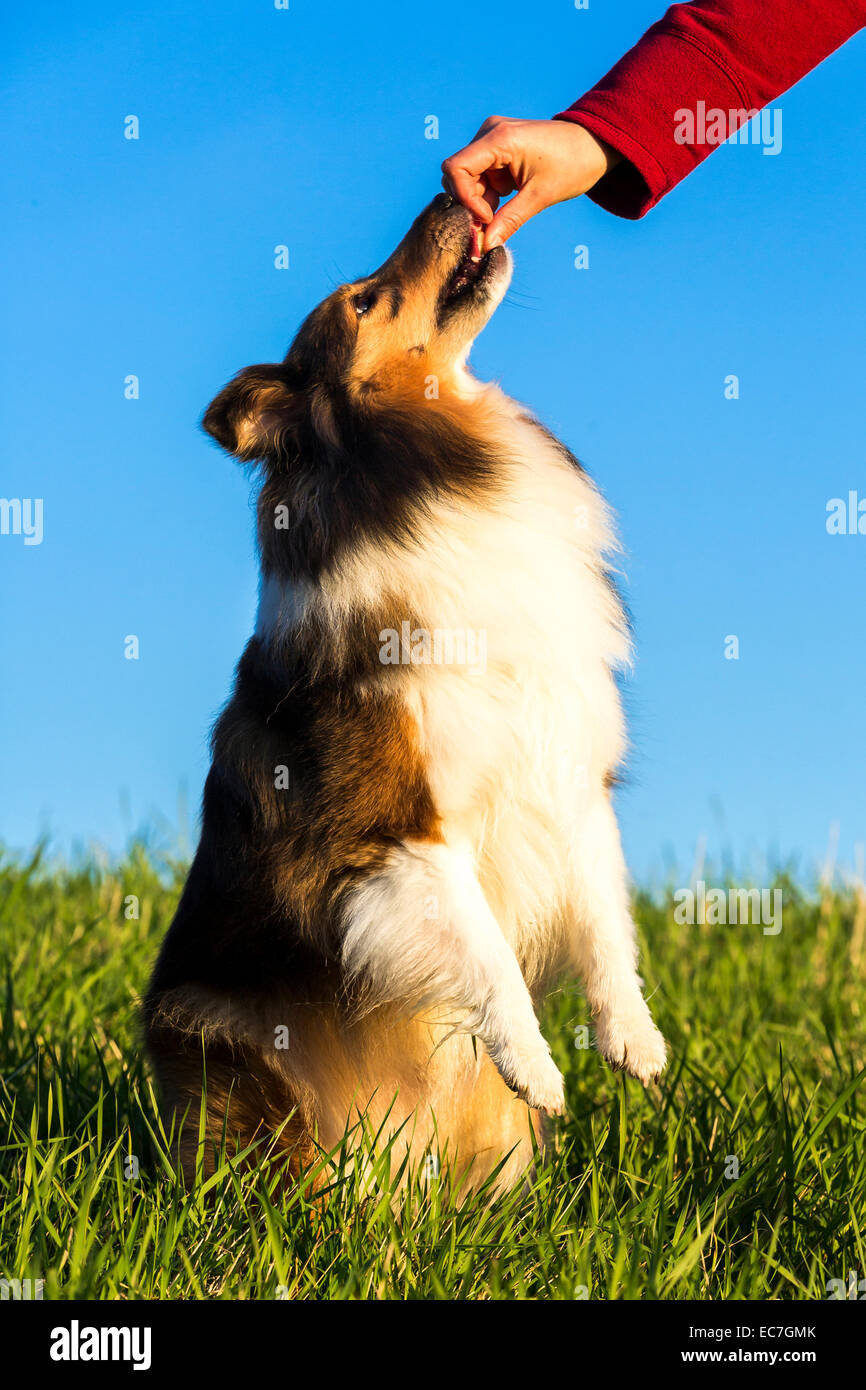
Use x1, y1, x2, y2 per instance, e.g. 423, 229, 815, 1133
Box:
596, 1011, 667, 1086
511, 1051, 566, 1116
491, 1042, 565, 1116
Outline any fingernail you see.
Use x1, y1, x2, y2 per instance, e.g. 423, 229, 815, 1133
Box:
486, 232, 502, 251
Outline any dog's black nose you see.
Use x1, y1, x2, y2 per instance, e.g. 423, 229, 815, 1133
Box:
435, 191, 455, 211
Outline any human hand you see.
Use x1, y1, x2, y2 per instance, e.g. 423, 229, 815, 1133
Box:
442, 116, 621, 249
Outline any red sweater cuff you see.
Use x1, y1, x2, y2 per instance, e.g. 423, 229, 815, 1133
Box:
554, 26, 755, 219
555, 1, 866, 219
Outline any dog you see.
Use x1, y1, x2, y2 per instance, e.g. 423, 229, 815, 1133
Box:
144, 192, 666, 1192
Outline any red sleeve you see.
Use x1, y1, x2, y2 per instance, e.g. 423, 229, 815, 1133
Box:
554, 0, 866, 218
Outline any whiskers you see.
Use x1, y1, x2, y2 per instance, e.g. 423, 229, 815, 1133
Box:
503, 279, 541, 311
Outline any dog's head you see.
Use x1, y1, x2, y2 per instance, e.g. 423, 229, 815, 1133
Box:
202, 193, 511, 469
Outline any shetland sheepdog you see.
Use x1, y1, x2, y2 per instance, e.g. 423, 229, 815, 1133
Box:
144, 192, 666, 1192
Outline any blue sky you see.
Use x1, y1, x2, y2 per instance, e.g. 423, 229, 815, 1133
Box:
3, 0, 865, 882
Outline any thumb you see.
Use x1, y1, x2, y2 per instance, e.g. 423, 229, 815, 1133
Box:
484, 184, 542, 249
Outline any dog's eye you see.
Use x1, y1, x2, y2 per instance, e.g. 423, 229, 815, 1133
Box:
353, 290, 377, 317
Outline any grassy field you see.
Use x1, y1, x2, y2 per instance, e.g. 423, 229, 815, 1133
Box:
0, 841, 864, 1300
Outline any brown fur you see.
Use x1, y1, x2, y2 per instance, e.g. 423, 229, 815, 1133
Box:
147, 983, 543, 1191
147, 1018, 314, 1182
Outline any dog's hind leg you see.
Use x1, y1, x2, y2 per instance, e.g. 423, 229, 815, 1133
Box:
570, 796, 667, 1085
340, 838, 565, 1115
146, 1025, 313, 1184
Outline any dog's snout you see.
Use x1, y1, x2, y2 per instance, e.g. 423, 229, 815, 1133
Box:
426, 189, 472, 242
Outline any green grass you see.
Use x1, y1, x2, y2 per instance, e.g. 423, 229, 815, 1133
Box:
1, 842, 864, 1300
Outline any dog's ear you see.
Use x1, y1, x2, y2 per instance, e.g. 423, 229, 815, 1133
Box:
202, 364, 303, 463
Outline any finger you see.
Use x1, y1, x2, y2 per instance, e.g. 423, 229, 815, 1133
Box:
486, 166, 517, 199
484, 184, 543, 249
442, 143, 499, 222
480, 183, 500, 217
472, 113, 509, 141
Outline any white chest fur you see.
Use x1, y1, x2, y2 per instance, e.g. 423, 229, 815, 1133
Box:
257, 399, 631, 968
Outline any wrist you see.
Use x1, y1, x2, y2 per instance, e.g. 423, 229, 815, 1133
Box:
556, 118, 623, 189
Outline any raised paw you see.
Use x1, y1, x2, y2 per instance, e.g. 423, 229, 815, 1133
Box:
491, 1042, 566, 1115
595, 1011, 667, 1086
511, 1052, 566, 1115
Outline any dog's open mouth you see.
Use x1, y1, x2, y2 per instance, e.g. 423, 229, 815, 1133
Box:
441, 220, 490, 306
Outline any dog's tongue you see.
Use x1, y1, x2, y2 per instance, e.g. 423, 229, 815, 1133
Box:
470, 219, 483, 263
